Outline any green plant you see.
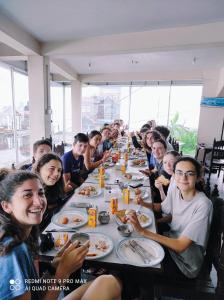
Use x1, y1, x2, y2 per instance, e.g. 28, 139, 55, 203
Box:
169, 112, 197, 155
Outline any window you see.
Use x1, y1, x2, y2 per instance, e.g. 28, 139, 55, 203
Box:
0, 65, 15, 167
13, 71, 30, 164
81, 86, 121, 132
51, 83, 72, 145
51, 82, 64, 144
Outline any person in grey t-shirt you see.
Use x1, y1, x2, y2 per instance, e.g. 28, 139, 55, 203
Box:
129, 156, 213, 279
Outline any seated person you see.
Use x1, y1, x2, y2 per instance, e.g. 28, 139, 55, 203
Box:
110, 128, 120, 146
155, 125, 173, 151
95, 127, 113, 160
34, 153, 67, 229
128, 157, 213, 297
0, 171, 122, 300
62, 133, 89, 190
155, 150, 180, 201
142, 130, 161, 168
20, 138, 52, 171
130, 124, 151, 149
84, 130, 110, 171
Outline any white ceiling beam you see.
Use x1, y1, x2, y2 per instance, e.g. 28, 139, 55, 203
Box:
0, 12, 40, 55
79, 69, 211, 83
50, 59, 78, 80
42, 22, 224, 56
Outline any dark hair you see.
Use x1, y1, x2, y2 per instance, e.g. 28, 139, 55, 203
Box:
142, 130, 161, 151
35, 153, 64, 204
101, 127, 111, 133
173, 156, 205, 192
165, 150, 180, 158
152, 138, 167, 150
0, 168, 11, 181
74, 133, 89, 144
155, 126, 170, 139
88, 130, 102, 140
141, 123, 151, 130
140, 126, 150, 134
33, 139, 52, 153
113, 122, 120, 126
0, 171, 41, 255
103, 123, 110, 127
173, 156, 201, 178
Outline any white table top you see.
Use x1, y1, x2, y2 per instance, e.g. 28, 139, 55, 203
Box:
42, 155, 163, 270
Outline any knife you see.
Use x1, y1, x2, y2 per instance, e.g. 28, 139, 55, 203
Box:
127, 241, 150, 264
130, 240, 153, 260
45, 229, 77, 233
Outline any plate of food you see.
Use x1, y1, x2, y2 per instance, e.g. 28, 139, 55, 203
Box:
85, 232, 114, 260
116, 237, 165, 267
89, 172, 110, 181
130, 187, 149, 200
115, 209, 152, 228
124, 172, 144, 181
51, 210, 88, 228
77, 186, 102, 197
131, 159, 146, 167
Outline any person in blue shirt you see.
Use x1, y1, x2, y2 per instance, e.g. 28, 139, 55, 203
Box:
62, 133, 89, 190
0, 171, 122, 300
95, 127, 113, 160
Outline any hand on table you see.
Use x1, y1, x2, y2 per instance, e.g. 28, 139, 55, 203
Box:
139, 168, 151, 177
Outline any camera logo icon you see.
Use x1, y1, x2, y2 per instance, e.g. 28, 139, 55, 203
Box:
9, 279, 21, 291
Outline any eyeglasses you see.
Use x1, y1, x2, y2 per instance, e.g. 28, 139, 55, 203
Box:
175, 170, 196, 178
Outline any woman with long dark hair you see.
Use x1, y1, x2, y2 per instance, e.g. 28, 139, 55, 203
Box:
0, 171, 122, 300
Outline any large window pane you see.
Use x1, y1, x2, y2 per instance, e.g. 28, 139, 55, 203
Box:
0, 65, 15, 167
81, 86, 120, 132
51, 83, 64, 144
129, 86, 170, 130
169, 85, 202, 155
13, 71, 30, 164
65, 85, 73, 144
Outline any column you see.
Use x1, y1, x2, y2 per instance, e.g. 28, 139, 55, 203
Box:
71, 80, 82, 134
28, 56, 51, 147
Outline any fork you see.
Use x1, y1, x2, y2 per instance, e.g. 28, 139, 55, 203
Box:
127, 240, 150, 264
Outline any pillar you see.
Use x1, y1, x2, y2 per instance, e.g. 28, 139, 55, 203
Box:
71, 80, 82, 134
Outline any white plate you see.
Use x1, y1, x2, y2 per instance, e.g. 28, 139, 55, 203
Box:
89, 172, 110, 181
116, 237, 165, 267
124, 172, 144, 181
77, 186, 102, 198
131, 160, 147, 167
130, 188, 149, 200
115, 211, 152, 228
51, 210, 88, 228
85, 232, 114, 260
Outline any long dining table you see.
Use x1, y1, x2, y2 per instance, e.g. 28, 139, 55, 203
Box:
40, 145, 164, 273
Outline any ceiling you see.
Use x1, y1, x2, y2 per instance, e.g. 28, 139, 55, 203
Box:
1, 0, 224, 81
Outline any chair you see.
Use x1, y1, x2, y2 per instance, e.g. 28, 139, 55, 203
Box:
53, 141, 65, 157
154, 195, 224, 299
208, 139, 224, 182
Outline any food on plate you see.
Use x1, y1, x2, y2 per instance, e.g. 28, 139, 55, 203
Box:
125, 209, 135, 216
157, 175, 170, 186
137, 213, 149, 224
115, 209, 128, 224
78, 186, 97, 196
60, 216, 69, 224
124, 173, 132, 180
54, 236, 62, 248
86, 253, 97, 257
73, 216, 83, 223
95, 240, 109, 252
132, 159, 146, 166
